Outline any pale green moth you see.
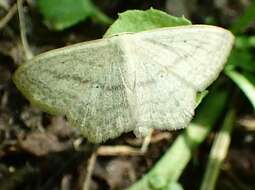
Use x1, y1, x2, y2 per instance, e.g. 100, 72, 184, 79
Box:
13, 25, 234, 143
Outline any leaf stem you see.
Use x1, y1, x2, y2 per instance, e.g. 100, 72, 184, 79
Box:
17, 0, 33, 60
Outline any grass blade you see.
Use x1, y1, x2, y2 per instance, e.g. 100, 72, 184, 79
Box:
225, 69, 255, 109
231, 0, 255, 34
200, 109, 236, 190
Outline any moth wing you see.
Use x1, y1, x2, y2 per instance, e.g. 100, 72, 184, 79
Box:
13, 39, 133, 143
13, 25, 234, 142
134, 25, 234, 91
120, 25, 233, 134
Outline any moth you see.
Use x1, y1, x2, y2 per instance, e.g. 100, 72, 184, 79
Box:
13, 25, 234, 143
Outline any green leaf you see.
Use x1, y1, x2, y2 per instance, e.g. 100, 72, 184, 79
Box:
167, 182, 184, 190
104, 8, 191, 38
230, 0, 255, 34
235, 36, 255, 49
225, 69, 255, 109
226, 36, 255, 73
37, 0, 112, 30
227, 49, 255, 72
196, 90, 208, 107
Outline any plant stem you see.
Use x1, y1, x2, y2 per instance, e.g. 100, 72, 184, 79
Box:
91, 4, 113, 25
200, 109, 235, 190
17, 0, 33, 60
225, 69, 255, 109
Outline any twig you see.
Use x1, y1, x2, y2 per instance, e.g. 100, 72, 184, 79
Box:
17, 0, 33, 60
126, 132, 171, 146
0, 0, 10, 10
97, 145, 142, 156
141, 128, 153, 153
95, 132, 155, 157
0, 3, 17, 30
60, 175, 72, 190
82, 152, 97, 190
